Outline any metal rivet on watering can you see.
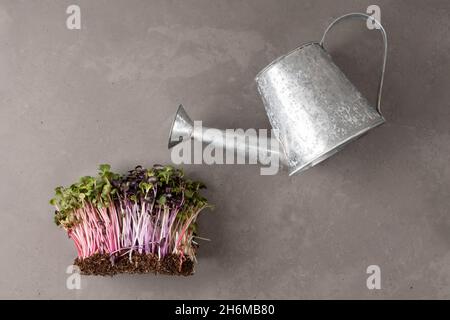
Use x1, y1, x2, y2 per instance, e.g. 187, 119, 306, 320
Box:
168, 13, 388, 176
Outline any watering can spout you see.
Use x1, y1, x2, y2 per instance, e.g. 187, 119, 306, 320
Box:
168, 105, 287, 166
168, 104, 194, 149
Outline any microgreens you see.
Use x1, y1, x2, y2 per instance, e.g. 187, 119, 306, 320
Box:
50, 164, 210, 263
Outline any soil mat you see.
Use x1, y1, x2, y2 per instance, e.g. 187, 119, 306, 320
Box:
74, 253, 194, 276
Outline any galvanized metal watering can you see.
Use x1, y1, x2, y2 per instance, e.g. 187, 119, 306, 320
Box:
168, 13, 388, 175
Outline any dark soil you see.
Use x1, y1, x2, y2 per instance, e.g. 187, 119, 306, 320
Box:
74, 253, 194, 276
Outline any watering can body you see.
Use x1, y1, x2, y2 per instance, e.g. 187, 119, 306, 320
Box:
256, 42, 384, 175
255, 13, 387, 175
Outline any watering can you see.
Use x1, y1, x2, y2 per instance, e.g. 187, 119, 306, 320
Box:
168, 13, 388, 175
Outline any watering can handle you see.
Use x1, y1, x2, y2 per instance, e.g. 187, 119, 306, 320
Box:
320, 12, 387, 115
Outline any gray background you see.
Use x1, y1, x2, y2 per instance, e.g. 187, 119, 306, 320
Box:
0, 0, 449, 299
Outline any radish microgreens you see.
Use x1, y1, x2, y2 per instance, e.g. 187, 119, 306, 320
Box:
50, 164, 210, 263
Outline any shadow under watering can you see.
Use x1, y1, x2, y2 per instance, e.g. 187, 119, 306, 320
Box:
168, 13, 388, 176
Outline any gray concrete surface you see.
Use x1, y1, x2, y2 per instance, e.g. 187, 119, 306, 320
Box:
0, 0, 449, 299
